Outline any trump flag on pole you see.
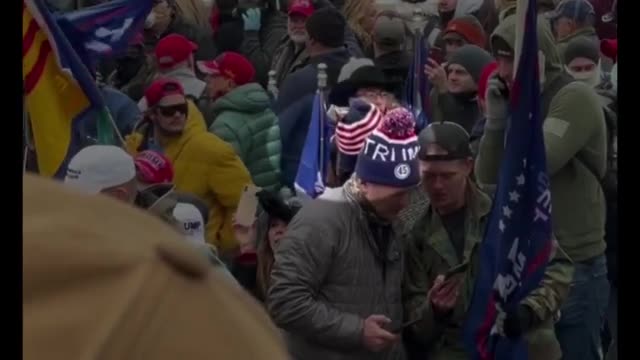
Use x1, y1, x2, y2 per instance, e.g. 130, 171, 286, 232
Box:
463, 0, 554, 359
55, 0, 153, 73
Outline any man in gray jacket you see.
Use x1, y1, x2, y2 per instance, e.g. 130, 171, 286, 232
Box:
267, 108, 420, 360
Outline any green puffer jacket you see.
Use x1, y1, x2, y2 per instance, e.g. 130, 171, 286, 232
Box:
403, 184, 573, 360
209, 83, 282, 192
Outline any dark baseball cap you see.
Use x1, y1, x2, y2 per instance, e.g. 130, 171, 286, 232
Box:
548, 0, 595, 22
373, 13, 406, 48
418, 122, 472, 161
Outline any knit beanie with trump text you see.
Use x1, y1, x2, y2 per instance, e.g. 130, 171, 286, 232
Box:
355, 107, 421, 188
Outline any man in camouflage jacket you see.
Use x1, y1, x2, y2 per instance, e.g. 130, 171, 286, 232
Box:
402, 122, 573, 360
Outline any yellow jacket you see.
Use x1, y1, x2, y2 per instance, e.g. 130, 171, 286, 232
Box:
126, 101, 252, 253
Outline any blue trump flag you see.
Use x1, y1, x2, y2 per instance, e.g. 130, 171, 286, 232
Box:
55, 0, 153, 72
463, 0, 554, 359
294, 91, 333, 198
403, 31, 430, 132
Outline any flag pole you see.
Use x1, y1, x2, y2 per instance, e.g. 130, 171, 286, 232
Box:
267, 70, 279, 101
317, 63, 328, 183
411, 9, 425, 116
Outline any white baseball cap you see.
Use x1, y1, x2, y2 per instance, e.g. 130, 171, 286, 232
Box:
172, 203, 206, 245
64, 145, 136, 194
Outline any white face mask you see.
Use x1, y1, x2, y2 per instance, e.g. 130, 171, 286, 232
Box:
565, 61, 602, 88
144, 12, 156, 29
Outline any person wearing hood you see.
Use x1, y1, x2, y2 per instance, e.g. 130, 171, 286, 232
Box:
550, 0, 600, 60
475, 14, 609, 360
198, 52, 282, 192
138, 34, 207, 110
268, 108, 420, 359
426, 44, 494, 133
125, 78, 252, 258
564, 36, 604, 88
373, 11, 411, 100
494, 0, 557, 21
231, 190, 303, 302
276, 7, 352, 191
237, 0, 288, 88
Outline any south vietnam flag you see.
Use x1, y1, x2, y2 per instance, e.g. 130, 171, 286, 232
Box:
23, 0, 109, 177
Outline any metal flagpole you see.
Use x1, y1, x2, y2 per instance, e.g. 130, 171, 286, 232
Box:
317, 63, 328, 184
410, 9, 426, 118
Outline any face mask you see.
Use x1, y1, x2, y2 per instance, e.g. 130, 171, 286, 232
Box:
565, 61, 602, 88
144, 12, 156, 29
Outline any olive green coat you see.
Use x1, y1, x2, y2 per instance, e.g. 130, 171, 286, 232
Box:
403, 184, 573, 360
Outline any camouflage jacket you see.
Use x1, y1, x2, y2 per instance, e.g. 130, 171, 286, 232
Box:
402, 184, 573, 360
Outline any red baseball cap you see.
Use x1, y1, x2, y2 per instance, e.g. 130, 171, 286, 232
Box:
144, 78, 186, 108
135, 150, 175, 185
600, 39, 617, 62
154, 34, 198, 70
196, 52, 256, 86
288, 0, 314, 17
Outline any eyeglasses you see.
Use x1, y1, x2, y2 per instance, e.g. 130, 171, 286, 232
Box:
158, 103, 188, 117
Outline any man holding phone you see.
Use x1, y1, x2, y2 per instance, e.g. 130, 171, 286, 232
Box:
403, 122, 573, 360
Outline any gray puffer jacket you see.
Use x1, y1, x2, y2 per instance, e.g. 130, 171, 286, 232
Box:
267, 183, 406, 360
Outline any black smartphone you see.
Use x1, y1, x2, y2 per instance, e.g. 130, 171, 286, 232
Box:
444, 262, 469, 280
497, 76, 510, 98
390, 318, 422, 333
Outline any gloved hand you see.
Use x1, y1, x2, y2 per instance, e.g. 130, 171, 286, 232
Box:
484, 72, 510, 130
503, 305, 536, 339
242, 8, 261, 32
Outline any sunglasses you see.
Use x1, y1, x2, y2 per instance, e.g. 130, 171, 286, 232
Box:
158, 103, 188, 117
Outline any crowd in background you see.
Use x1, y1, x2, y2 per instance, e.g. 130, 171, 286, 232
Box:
26, 0, 618, 359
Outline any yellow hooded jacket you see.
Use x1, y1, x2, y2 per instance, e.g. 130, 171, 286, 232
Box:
126, 101, 252, 253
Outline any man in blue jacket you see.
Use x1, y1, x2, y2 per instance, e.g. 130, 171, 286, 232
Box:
275, 7, 351, 190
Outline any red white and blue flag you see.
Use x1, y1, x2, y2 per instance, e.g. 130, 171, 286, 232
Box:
463, 0, 554, 359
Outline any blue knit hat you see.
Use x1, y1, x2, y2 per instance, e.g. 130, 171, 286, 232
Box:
355, 107, 421, 188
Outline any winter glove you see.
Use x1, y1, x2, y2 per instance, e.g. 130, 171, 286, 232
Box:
485, 72, 510, 130
242, 8, 261, 32
503, 305, 537, 339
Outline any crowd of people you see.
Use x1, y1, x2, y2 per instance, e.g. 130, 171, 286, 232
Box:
25, 0, 618, 359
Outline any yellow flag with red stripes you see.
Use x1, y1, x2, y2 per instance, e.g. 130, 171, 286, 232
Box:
23, 0, 107, 177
